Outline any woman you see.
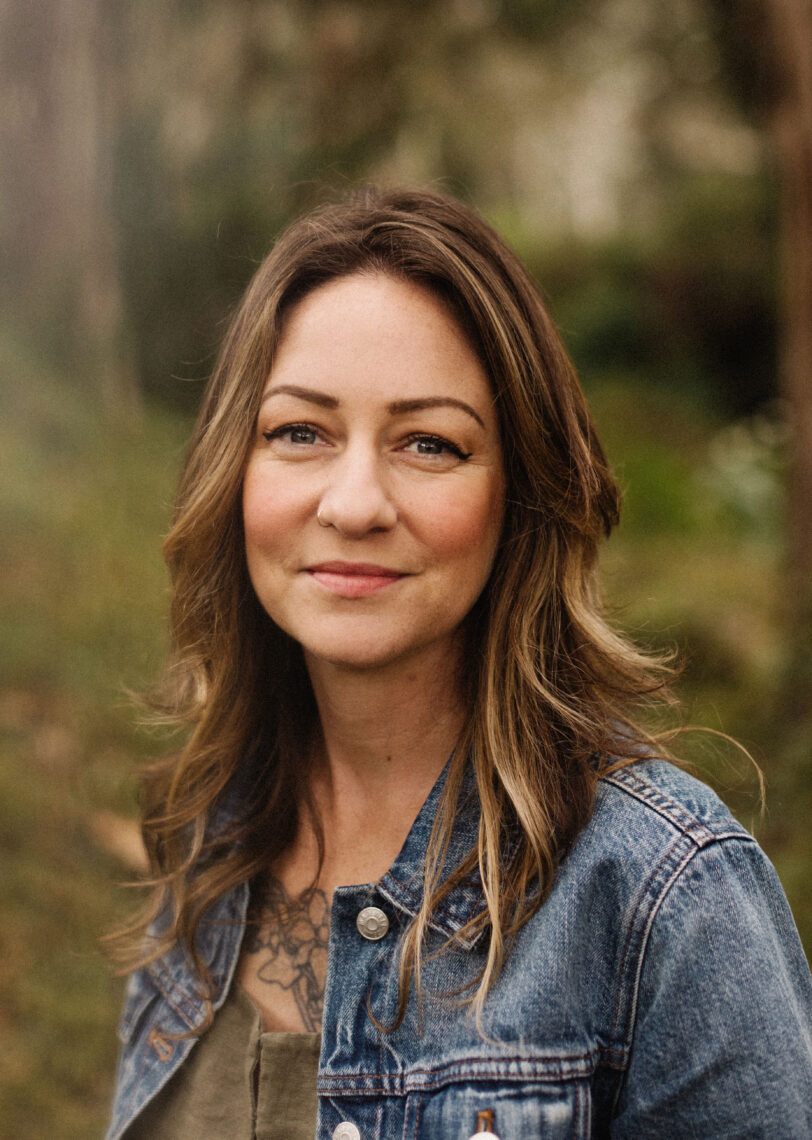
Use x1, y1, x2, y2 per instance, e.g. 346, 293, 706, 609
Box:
108, 187, 811, 1139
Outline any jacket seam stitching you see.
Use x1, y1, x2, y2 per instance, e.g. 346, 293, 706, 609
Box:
318, 1053, 598, 1083
382, 869, 484, 926
602, 771, 752, 844
608, 831, 757, 1114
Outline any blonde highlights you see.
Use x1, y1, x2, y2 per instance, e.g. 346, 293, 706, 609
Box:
111, 187, 675, 1027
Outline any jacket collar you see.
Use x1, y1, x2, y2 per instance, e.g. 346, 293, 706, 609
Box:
377, 759, 517, 950
148, 754, 513, 1023
145, 878, 249, 1029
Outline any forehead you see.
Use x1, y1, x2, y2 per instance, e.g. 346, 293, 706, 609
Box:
266, 272, 493, 407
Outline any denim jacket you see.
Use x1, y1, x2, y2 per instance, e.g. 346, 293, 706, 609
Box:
108, 759, 812, 1139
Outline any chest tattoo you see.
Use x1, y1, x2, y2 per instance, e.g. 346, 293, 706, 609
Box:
243, 876, 329, 1031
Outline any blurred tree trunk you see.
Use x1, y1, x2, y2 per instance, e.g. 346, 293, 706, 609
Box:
0, 0, 140, 418
763, 0, 812, 624
707, 0, 812, 708
61, 0, 141, 419
760, 0, 812, 714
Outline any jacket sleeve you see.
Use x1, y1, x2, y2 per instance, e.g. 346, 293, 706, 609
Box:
611, 837, 812, 1139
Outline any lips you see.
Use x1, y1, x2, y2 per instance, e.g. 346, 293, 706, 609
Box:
305, 561, 406, 598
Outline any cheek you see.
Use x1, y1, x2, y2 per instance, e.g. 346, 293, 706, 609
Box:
416, 477, 504, 572
242, 474, 272, 552
242, 466, 306, 551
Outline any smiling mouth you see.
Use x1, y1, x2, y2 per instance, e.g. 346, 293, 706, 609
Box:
306, 561, 406, 598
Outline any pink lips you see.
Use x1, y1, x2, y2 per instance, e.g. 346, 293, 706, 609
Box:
306, 561, 406, 598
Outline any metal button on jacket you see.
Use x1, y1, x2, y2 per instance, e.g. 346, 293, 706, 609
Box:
332, 1123, 361, 1140
356, 906, 389, 940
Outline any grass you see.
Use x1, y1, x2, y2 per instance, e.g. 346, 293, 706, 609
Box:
1, 337, 808, 1136
1, 333, 190, 1136
589, 378, 810, 919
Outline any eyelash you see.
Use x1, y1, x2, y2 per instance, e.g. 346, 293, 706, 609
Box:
262, 423, 319, 444
402, 433, 472, 460
261, 424, 472, 461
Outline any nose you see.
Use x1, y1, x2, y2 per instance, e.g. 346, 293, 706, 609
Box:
316, 446, 397, 537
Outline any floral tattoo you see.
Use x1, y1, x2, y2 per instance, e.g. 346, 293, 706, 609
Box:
243, 876, 329, 1031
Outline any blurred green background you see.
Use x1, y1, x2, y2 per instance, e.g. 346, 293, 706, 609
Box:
2, 1, 811, 1136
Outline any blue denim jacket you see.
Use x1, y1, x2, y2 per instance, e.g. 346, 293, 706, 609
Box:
108, 759, 812, 1139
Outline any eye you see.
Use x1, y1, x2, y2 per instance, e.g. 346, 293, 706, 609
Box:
401, 433, 472, 461
262, 423, 321, 447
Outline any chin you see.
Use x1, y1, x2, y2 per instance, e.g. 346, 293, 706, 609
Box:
306, 645, 412, 673
302, 632, 454, 675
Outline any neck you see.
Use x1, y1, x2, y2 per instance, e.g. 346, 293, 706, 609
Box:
308, 645, 464, 787
289, 643, 466, 888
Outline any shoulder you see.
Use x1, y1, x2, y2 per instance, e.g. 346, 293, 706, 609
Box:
579, 752, 796, 934
514, 758, 777, 990
107, 880, 250, 1140
591, 758, 807, 974
552, 758, 810, 1036
578, 756, 754, 887
553, 752, 757, 911
585, 760, 810, 1040
584, 763, 812, 1135
596, 756, 751, 843
577, 758, 799, 960
555, 757, 758, 917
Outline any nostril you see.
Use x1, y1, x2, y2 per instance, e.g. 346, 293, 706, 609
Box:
315, 482, 397, 535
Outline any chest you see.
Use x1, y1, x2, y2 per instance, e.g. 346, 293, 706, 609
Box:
307, 884, 616, 1140
115, 865, 628, 1140
237, 876, 331, 1032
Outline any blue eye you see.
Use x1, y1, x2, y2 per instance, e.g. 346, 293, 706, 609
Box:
263, 424, 319, 446
404, 434, 472, 460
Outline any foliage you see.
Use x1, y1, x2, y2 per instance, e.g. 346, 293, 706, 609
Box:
0, 331, 192, 1136
534, 168, 779, 414
1, 330, 808, 1133
84, 0, 771, 408
1, 0, 808, 1133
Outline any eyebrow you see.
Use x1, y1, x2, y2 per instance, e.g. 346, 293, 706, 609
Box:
262, 385, 485, 429
387, 397, 485, 429
262, 384, 338, 409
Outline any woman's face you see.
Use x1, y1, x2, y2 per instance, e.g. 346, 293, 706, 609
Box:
242, 272, 505, 675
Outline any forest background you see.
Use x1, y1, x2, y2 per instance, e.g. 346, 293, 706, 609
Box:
1, 1, 810, 1136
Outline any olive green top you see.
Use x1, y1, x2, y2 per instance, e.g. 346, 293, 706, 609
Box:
125, 985, 321, 1140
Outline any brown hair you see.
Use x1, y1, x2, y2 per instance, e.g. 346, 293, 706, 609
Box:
114, 186, 673, 1026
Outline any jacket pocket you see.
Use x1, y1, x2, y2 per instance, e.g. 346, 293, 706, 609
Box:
406, 1078, 590, 1139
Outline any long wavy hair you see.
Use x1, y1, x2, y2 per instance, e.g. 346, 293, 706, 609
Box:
113, 186, 675, 1027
